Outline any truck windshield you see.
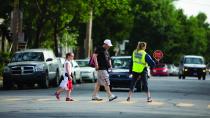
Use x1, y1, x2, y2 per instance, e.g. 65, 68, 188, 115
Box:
11, 52, 44, 62
184, 58, 204, 64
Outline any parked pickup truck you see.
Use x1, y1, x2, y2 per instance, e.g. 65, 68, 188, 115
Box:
3, 49, 60, 89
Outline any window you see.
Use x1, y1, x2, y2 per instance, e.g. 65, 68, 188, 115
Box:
112, 58, 131, 69
11, 52, 44, 62
184, 58, 204, 64
77, 60, 89, 67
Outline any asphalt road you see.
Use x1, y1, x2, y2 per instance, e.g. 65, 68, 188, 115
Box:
0, 76, 210, 118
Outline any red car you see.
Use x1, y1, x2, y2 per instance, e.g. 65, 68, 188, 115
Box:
151, 64, 169, 76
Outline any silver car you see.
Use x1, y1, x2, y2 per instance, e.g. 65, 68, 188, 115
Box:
75, 59, 97, 83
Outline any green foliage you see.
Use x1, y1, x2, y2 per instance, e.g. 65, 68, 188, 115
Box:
0, 52, 12, 76
129, 0, 210, 64
0, 0, 210, 63
60, 30, 79, 49
92, 0, 133, 46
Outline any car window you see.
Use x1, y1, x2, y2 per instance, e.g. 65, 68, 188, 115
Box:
76, 60, 89, 67
112, 58, 131, 69
184, 58, 204, 64
71, 61, 79, 67
155, 64, 167, 68
11, 52, 44, 62
46, 51, 55, 59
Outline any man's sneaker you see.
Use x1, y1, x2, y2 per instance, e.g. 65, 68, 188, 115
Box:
109, 95, 117, 101
147, 97, 152, 102
54, 92, 60, 100
92, 96, 103, 101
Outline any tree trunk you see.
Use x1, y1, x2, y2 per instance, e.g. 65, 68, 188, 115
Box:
35, 22, 42, 48
54, 19, 59, 57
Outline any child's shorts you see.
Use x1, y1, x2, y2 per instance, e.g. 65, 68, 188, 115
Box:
59, 77, 73, 90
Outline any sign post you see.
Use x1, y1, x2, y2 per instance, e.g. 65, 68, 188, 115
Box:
153, 50, 164, 63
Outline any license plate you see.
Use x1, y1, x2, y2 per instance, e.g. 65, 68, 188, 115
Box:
193, 73, 197, 75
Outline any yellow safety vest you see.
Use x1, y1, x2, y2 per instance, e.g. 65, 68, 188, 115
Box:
132, 50, 147, 73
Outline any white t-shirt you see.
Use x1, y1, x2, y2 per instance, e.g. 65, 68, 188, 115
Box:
63, 60, 72, 80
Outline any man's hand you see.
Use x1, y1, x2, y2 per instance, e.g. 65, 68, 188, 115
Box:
95, 65, 99, 70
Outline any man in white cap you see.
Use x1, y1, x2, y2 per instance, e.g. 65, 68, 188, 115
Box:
91, 39, 117, 101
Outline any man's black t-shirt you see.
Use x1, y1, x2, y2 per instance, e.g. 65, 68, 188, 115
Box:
95, 46, 111, 70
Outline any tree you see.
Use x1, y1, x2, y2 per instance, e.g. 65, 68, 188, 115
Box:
21, 0, 89, 56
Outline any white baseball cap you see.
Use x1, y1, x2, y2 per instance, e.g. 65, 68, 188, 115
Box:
104, 39, 113, 46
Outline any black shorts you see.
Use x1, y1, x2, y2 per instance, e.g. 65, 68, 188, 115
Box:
129, 71, 149, 92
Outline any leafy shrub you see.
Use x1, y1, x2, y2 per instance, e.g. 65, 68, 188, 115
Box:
0, 52, 12, 76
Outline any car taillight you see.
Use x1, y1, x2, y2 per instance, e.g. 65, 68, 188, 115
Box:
163, 68, 168, 72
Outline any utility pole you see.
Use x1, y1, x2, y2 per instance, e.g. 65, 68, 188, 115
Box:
10, 0, 23, 53
84, 8, 93, 58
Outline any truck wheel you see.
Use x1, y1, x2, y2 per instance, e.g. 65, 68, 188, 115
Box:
182, 75, 185, 79
202, 75, 206, 80
3, 79, 13, 90
178, 75, 182, 79
41, 74, 49, 88
17, 84, 24, 90
198, 76, 201, 80
52, 71, 60, 87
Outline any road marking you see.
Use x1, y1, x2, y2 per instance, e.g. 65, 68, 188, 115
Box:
118, 101, 135, 104
176, 103, 194, 107
208, 105, 210, 109
36, 98, 55, 101
4, 98, 23, 101
148, 101, 164, 106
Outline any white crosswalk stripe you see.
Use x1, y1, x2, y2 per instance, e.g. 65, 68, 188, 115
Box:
118, 101, 136, 104
176, 103, 194, 107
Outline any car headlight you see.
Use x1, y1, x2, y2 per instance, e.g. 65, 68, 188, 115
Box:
35, 64, 45, 71
184, 68, 188, 71
203, 69, 206, 72
3, 66, 10, 73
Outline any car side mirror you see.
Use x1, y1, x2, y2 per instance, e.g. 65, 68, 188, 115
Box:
46, 58, 53, 62
75, 65, 78, 68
